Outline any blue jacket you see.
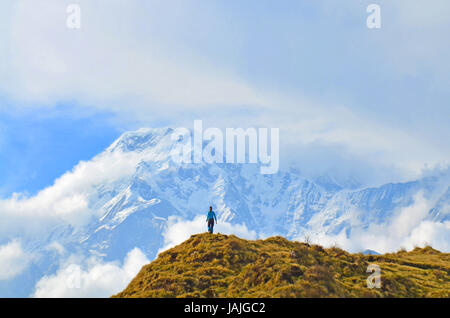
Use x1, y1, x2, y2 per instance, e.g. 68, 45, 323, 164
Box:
206, 211, 217, 222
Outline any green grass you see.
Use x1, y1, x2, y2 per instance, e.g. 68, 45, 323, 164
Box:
113, 233, 450, 298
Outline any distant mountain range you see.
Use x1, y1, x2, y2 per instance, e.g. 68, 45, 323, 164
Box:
1, 128, 448, 297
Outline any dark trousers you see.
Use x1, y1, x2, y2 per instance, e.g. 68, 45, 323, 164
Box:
207, 219, 215, 233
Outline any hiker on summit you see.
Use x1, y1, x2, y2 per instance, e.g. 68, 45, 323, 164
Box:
206, 206, 217, 234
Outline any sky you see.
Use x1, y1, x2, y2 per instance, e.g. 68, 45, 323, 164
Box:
1, 0, 449, 194
0, 102, 119, 196
0, 0, 449, 297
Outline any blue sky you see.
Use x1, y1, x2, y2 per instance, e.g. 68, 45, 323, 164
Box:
0, 0, 449, 194
0, 101, 119, 196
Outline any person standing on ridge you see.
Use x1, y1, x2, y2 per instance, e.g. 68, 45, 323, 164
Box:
206, 206, 217, 234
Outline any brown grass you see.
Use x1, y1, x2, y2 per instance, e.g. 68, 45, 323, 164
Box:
113, 233, 450, 298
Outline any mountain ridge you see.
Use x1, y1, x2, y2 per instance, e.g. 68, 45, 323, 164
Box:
113, 233, 450, 298
1, 127, 448, 297
44, 127, 450, 261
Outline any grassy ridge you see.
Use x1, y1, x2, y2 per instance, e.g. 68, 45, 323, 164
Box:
113, 233, 450, 298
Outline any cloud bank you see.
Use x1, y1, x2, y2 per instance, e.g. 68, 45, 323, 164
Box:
0, 240, 32, 280
300, 192, 450, 253
33, 247, 149, 298
0, 0, 448, 183
159, 215, 258, 254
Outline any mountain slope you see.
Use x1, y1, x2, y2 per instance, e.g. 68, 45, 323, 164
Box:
113, 233, 450, 298
2, 127, 448, 297
74, 128, 450, 261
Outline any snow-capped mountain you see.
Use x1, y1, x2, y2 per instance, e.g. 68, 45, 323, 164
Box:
54, 128, 449, 256
1, 128, 449, 297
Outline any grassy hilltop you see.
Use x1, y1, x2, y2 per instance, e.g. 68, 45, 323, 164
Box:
113, 233, 450, 298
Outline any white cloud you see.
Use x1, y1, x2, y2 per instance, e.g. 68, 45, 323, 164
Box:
158, 215, 257, 254
33, 247, 149, 298
0, 142, 170, 237
0, 240, 32, 280
45, 242, 66, 256
3, 0, 264, 110
406, 221, 450, 251
309, 220, 450, 254
390, 191, 431, 237
301, 191, 450, 253
0, 0, 447, 182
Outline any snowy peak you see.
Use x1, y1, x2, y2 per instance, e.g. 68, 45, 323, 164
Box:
5, 127, 449, 298
107, 128, 174, 153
